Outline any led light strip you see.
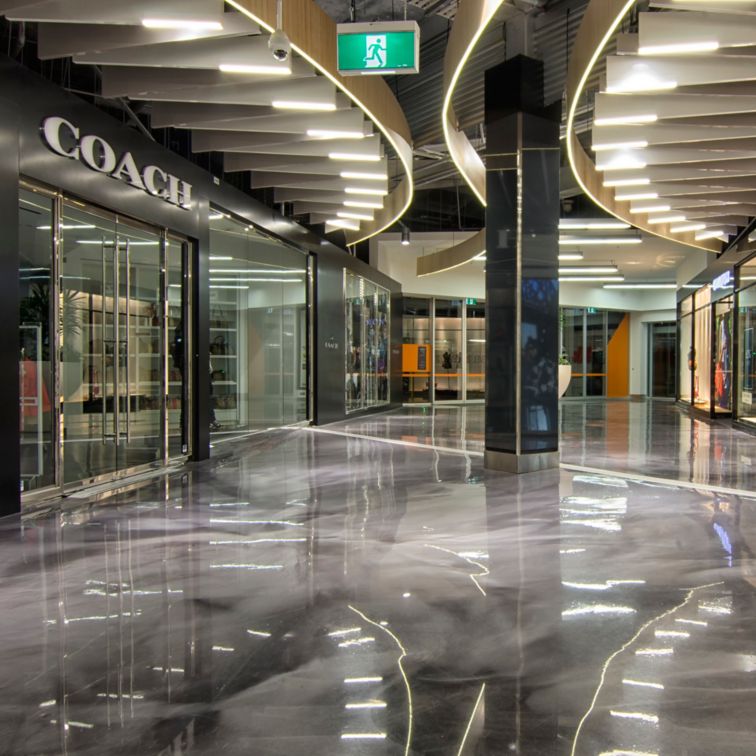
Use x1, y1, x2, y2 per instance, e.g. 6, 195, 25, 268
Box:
441, 0, 507, 206
225, 0, 413, 245
564, 0, 720, 254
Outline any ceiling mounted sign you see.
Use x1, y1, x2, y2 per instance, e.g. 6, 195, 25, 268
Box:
40, 116, 193, 210
337, 21, 420, 76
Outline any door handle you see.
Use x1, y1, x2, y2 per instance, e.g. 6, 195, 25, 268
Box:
124, 240, 131, 444
102, 239, 107, 445
113, 239, 120, 446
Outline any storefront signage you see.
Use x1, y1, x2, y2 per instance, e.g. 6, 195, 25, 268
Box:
337, 21, 420, 75
713, 270, 734, 292
40, 116, 192, 210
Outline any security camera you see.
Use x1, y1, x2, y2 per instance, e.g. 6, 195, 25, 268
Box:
269, 29, 291, 62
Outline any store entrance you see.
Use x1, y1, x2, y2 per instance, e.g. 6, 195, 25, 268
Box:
649, 322, 677, 398
19, 184, 191, 497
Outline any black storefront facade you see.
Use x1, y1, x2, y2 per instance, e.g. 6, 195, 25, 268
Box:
4, 57, 402, 514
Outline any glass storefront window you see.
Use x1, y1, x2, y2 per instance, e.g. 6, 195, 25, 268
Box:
19, 186, 55, 492
561, 307, 584, 397
209, 213, 308, 435
345, 272, 389, 411
434, 299, 462, 401
737, 283, 756, 423
586, 309, 606, 397
679, 311, 693, 403
714, 296, 734, 413
466, 303, 485, 400
345, 270, 390, 412
693, 285, 712, 411
19, 181, 192, 495
402, 297, 431, 403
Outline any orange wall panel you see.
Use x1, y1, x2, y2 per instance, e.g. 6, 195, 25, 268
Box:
607, 314, 630, 397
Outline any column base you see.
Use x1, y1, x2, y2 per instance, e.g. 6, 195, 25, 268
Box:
484, 449, 559, 474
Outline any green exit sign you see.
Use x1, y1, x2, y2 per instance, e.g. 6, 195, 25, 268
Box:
337, 21, 420, 76
465, 298, 478, 306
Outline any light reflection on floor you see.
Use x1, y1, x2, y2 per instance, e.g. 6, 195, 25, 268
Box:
1, 402, 756, 754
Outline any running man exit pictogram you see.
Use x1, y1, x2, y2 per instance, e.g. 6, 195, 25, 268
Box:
364, 34, 387, 68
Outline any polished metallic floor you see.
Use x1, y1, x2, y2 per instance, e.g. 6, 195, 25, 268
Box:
2, 401, 756, 754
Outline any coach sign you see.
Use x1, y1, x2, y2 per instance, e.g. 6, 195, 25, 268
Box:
40, 116, 193, 210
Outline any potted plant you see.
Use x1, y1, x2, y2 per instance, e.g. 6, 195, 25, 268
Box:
558, 353, 572, 398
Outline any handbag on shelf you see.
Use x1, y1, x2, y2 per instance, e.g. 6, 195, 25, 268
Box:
210, 335, 227, 355
211, 304, 227, 328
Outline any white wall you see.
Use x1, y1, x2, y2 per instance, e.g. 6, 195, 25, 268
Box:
370, 236, 679, 398
370, 234, 485, 299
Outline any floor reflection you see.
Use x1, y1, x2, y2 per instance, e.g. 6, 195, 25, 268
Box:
337, 401, 756, 491
1, 419, 755, 754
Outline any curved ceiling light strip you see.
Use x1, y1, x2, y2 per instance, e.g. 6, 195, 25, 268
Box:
227, 0, 413, 245
565, 0, 720, 253
441, 0, 511, 208
418, 0, 509, 277
416, 229, 486, 277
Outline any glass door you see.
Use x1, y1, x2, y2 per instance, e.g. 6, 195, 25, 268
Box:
60, 203, 119, 484
434, 299, 462, 401
59, 202, 185, 488
117, 220, 164, 470
649, 322, 677, 398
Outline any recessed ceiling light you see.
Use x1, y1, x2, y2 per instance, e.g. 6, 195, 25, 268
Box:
142, 18, 223, 31
592, 140, 649, 152
629, 204, 671, 214
327, 219, 360, 230
638, 41, 718, 55
307, 129, 365, 139
344, 200, 382, 208
696, 229, 727, 240
273, 100, 337, 111
597, 157, 647, 172
559, 221, 630, 230
559, 266, 619, 274
606, 76, 677, 94
558, 276, 625, 282
340, 171, 388, 181
344, 187, 387, 196
615, 192, 659, 201
329, 152, 381, 162
594, 114, 658, 127
38, 223, 95, 230
670, 223, 707, 233
219, 63, 291, 75
647, 214, 686, 225
604, 283, 676, 289
338, 211, 373, 220
604, 177, 651, 187
559, 237, 642, 245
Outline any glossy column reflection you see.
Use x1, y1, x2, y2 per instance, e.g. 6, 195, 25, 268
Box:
480, 470, 562, 752
484, 56, 561, 473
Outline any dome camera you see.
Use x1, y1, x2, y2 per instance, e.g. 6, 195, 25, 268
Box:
269, 29, 291, 62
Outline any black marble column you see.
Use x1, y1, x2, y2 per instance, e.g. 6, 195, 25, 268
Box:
484, 56, 560, 473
